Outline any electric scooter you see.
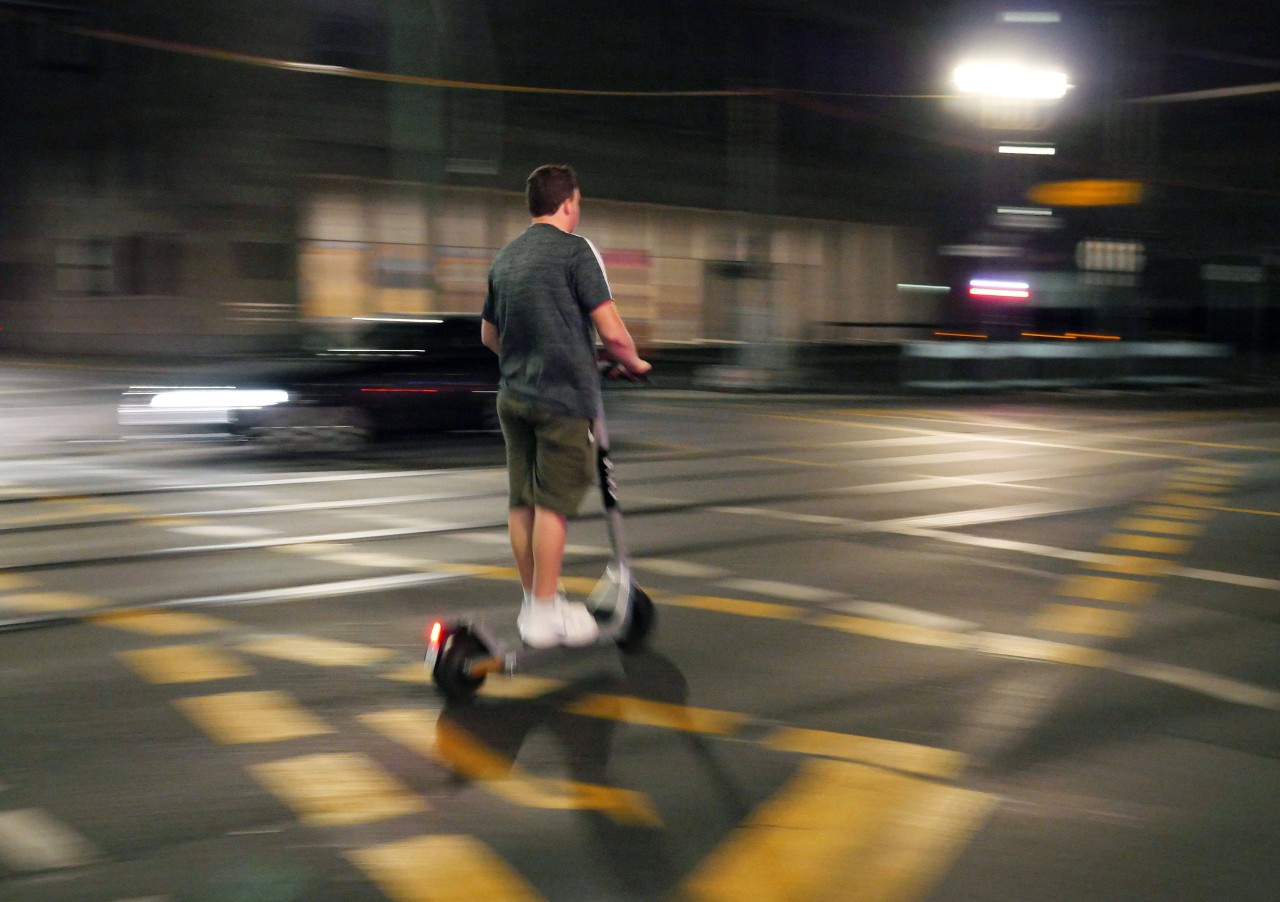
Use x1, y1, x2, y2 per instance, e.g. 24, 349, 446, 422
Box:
425, 365, 655, 701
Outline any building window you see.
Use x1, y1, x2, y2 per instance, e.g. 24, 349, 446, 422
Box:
54, 240, 115, 295
235, 241, 294, 281
375, 256, 432, 290
121, 234, 183, 295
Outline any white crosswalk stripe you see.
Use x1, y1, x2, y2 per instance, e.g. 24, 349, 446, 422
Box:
0, 808, 104, 871
635, 558, 730, 579
717, 578, 844, 603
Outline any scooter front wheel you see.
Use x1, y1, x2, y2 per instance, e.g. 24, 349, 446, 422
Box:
617, 585, 656, 653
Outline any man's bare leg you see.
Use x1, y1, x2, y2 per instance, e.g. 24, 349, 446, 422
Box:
531, 505, 567, 602
508, 505, 535, 595
509, 505, 567, 603
512, 504, 597, 647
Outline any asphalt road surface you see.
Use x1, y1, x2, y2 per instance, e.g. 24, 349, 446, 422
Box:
0, 360, 1277, 901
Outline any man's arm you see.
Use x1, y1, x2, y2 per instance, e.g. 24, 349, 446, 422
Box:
480, 317, 500, 355
589, 301, 651, 375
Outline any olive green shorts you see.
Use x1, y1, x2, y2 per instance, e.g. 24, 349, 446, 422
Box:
497, 394, 596, 517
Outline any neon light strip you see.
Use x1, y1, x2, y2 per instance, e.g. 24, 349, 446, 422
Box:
969, 288, 1031, 298
970, 279, 1030, 289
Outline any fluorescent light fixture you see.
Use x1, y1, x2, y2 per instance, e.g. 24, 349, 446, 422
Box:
971, 279, 1029, 289
938, 244, 1021, 258
953, 62, 1070, 99
896, 283, 950, 293
999, 143, 1056, 155
997, 206, 1053, 216
1001, 11, 1061, 24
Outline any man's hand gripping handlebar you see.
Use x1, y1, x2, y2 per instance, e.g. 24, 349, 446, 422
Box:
598, 357, 653, 383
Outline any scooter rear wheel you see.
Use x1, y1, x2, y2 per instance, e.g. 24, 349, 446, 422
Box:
617, 586, 656, 653
433, 627, 487, 701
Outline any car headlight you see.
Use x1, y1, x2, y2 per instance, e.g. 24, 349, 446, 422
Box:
148, 389, 290, 410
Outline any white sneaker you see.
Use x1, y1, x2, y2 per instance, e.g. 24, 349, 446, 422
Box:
518, 595, 600, 649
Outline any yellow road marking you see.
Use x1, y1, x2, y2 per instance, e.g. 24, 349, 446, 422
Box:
140, 517, 201, 527
0, 574, 37, 592
348, 836, 544, 902
1187, 471, 1249, 481
89, 610, 234, 635
174, 691, 333, 744
763, 413, 1220, 463
0, 511, 98, 528
272, 542, 348, 555
811, 613, 968, 650
75, 503, 141, 516
564, 694, 749, 736
380, 662, 434, 685
557, 575, 601, 595
476, 675, 568, 699
432, 562, 520, 580
1153, 492, 1215, 507
315, 550, 428, 569
1154, 439, 1275, 452
1101, 533, 1192, 555
1133, 504, 1212, 521
1, 592, 108, 612
751, 455, 838, 468
682, 759, 996, 902
1059, 574, 1155, 604
0, 486, 46, 497
1087, 555, 1174, 577
1198, 504, 1280, 518
1164, 481, 1231, 492
238, 635, 396, 667
762, 728, 965, 780
976, 633, 1109, 667
1033, 604, 1136, 638
117, 645, 255, 683
383, 663, 566, 700
249, 753, 426, 825
660, 594, 806, 621
1114, 517, 1204, 536
360, 709, 659, 826
0, 497, 138, 527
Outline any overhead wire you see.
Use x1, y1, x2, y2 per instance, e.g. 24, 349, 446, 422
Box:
70, 24, 951, 100
4, 14, 1271, 201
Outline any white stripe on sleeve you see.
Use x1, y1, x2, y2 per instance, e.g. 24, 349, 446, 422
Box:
581, 236, 613, 299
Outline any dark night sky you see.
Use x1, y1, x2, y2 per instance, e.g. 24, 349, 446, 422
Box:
482, 0, 1279, 220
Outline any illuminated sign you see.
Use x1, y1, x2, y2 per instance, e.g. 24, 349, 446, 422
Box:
1026, 180, 1144, 206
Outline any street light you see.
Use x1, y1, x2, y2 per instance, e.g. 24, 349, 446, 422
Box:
952, 61, 1070, 100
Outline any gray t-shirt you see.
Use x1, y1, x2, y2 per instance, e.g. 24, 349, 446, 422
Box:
482, 223, 612, 419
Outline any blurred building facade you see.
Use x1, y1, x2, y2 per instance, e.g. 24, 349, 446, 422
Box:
0, 0, 939, 357
0, 1, 1275, 359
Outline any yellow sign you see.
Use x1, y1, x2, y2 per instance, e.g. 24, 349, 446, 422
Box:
1027, 180, 1144, 207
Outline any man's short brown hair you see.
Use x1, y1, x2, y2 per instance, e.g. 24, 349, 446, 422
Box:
526, 164, 579, 217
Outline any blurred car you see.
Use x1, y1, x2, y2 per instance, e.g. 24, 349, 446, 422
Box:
119, 314, 499, 450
